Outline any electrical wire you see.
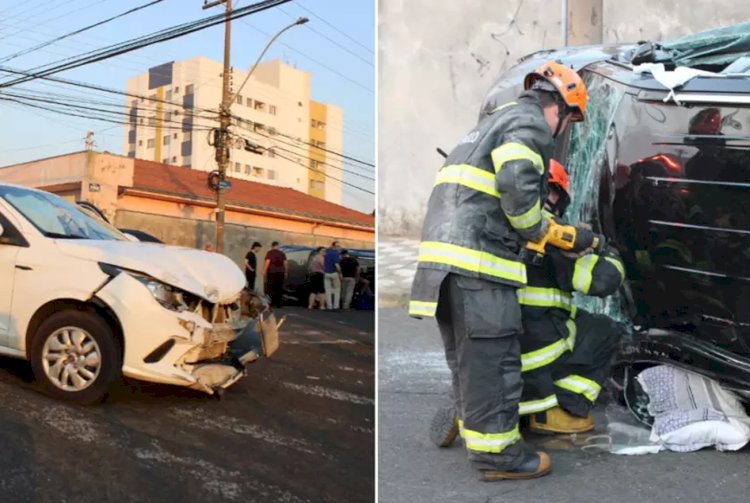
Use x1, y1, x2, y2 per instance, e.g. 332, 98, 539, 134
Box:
0, 0, 292, 88
291, 0, 373, 55
0, 0, 165, 64
239, 18, 373, 93
277, 6, 372, 67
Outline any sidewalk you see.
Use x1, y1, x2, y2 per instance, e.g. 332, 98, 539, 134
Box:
378, 236, 419, 307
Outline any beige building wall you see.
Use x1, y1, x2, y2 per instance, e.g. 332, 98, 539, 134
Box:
124, 57, 343, 204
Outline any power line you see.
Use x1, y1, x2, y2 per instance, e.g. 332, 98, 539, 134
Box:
233, 129, 374, 181
0, 0, 112, 42
291, 0, 373, 55
230, 112, 374, 167
0, 0, 293, 88
277, 6, 372, 67
264, 143, 373, 195
239, 18, 373, 93
0, 0, 165, 64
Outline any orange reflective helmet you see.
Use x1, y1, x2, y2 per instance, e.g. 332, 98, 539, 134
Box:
547, 159, 571, 216
548, 159, 570, 194
524, 61, 588, 122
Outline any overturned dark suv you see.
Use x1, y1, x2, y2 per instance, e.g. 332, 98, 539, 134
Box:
480, 24, 750, 400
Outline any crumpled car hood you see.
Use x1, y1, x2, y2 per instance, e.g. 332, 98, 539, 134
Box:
55, 239, 245, 303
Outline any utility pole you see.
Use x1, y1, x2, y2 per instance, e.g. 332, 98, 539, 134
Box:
204, 0, 232, 253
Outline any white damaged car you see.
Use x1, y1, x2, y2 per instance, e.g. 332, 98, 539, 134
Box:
0, 183, 279, 404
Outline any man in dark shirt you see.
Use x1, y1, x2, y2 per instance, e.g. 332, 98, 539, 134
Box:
339, 250, 360, 309
263, 241, 288, 308
244, 241, 262, 291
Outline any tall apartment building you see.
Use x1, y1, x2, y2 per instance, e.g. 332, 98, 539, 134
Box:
124, 56, 343, 205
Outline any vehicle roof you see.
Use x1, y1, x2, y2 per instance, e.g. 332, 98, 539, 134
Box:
586, 59, 750, 94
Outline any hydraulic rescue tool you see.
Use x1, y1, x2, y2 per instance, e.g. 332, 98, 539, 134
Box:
525, 218, 604, 264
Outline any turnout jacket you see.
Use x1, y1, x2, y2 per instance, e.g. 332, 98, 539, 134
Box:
517, 246, 625, 415
410, 92, 555, 318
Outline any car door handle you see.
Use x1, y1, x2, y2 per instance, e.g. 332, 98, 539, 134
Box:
15, 265, 32, 271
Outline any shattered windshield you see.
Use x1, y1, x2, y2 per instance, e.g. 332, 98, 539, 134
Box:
0, 185, 125, 241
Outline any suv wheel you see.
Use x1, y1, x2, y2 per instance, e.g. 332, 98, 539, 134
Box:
30, 310, 122, 404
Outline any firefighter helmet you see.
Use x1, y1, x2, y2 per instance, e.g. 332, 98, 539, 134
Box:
524, 61, 588, 122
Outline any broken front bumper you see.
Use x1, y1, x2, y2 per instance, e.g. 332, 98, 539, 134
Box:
95, 272, 281, 395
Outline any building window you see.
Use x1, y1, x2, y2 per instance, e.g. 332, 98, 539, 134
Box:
297, 101, 302, 107
139, 118, 144, 125
234, 162, 241, 172
166, 90, 172, 101
267, 169, 277, 180
253, 123, 265, 133
185, 84, 194, 95
165, 111, 172, 123
147, 138, 155, 148
269, 105, 277, 115
138, 139, 143, 146
183, 155, 191, 166
246, 98, 253, 107
252, 167, 265, 177
310, 180, 324, 191
174, 86, 180, 94
236, 95, 243, 105
266, 149, 275, 158
183, 131, 192, 141
310, 159, 319, 169
174, 109, 180, 116
162, 158, 168, 164
131, 99, 138, 108
268, 127, 276, 136
173, 132, 177, 139
148, 117, 155, 126
163, 135, 170, 146
171, 156, 177, 163
254, 100, 266, 112
311, 119, 317, 128
244, 164, 251, 175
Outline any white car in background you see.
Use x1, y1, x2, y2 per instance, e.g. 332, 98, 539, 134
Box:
0, 183, 278, 404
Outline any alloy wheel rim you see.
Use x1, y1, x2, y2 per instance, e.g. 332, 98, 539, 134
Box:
42, 327, 102, 392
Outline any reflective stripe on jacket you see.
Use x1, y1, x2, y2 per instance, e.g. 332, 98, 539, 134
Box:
410, 92, 555, 317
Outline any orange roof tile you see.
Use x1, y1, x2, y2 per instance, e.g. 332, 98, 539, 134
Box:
131, 159, 374, 228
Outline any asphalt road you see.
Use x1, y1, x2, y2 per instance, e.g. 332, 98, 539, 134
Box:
0, 307, 374, 503
378, 307, 750, 503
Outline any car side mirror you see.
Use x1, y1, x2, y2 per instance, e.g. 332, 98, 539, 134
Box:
123, 233, 140, 242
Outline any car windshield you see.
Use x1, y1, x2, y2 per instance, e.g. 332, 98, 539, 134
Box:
0, 185, 126, 241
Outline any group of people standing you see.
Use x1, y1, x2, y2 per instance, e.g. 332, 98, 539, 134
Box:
309, 240, 361, 310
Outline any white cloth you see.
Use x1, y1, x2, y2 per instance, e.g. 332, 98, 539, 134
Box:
637, 365, 750, 453
632, 63, 720, 104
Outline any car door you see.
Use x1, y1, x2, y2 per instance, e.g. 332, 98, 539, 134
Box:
0, 208, 24, 345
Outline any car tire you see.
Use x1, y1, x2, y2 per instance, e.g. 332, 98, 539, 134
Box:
30, 310, 122, 405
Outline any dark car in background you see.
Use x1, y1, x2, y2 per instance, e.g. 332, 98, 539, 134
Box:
281, 245, 375, 307
480, 24, 750, 399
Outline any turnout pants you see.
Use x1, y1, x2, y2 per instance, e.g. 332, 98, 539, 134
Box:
521, 311, 622, 418
436, 274, 529, 471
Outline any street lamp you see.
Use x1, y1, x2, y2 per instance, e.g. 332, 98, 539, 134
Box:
231, 17, 308, 103
213, 15, 308, 253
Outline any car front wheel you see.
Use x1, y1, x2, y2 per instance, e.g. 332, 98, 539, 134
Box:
30, 310, 122, 404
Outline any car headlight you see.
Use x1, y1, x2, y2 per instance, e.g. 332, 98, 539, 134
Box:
99, 263, 190, 312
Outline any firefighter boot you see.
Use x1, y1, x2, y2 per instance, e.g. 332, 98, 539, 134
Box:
529, 406, 594, 434
429, 404, 460, 448
480, 451, 551, 481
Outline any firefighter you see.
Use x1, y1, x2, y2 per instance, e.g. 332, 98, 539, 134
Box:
409, 61, 589, 481
518, 160, 626, 433
430, 160, 626, 446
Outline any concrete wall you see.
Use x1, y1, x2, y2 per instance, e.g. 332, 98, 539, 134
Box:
114, 210, 373, 273
378, 0, 746, 235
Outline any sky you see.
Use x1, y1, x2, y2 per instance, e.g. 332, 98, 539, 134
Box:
0, 0, 375, 212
